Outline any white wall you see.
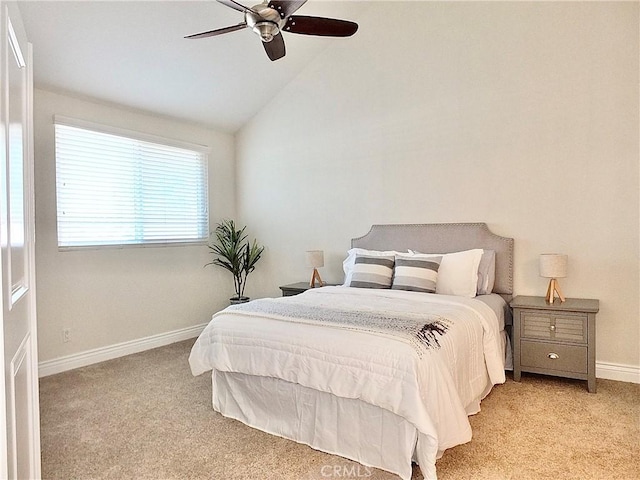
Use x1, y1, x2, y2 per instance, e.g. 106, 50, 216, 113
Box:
34, 89, 236, 362
237, 2, 639, 369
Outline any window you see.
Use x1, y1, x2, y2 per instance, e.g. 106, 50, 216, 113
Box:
54, 116, 209, 248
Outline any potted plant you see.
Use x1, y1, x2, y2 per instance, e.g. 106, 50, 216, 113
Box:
207, 219, 265, 304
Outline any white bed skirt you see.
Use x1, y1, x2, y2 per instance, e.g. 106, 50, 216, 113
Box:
208, 328, 510, 480
211, 369, 420, 480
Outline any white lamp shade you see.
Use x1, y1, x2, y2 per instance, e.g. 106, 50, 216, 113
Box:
539, 254, 568, 278
306, 250, 324, 268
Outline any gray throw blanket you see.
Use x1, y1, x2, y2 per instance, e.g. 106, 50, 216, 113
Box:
227, 298, 451, 357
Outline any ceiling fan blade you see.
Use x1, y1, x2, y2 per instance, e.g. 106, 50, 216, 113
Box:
263, 33, 286, 61
283, 16, 358, 37
185, 22, 247, 39
268, 0, 308, 19
216, 0, 251, 13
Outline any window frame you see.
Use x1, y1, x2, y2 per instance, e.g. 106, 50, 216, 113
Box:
53, 115, 211, 251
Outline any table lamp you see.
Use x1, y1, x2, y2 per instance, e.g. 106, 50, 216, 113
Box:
306, 250, 324, 288
539, 253, 568, 303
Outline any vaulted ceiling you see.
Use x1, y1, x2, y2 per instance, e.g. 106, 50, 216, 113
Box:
19, 1, 366, 133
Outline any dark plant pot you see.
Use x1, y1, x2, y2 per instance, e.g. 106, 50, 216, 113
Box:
230, 296, 250, 305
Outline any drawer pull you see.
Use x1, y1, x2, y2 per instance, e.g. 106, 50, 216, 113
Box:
548, 353, 560, 360
550, 325, 556, 331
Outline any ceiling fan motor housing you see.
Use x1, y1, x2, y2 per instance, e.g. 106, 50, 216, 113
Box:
246, 4, 283, 42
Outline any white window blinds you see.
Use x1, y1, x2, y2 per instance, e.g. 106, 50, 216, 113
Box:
54, 118, 209, 248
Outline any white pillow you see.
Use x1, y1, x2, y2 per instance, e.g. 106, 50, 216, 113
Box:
409, 249, 484, 298
342, 248, 403, 286
477, 250, 496, 295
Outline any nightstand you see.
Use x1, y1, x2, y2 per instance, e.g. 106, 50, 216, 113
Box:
279, 282, 336, 297
510, 295, 599, 393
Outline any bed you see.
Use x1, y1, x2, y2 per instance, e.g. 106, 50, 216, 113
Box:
189, 223, 514, 480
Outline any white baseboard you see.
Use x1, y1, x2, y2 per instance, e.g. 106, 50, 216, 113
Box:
596, 361, 640, 384
38, 323, 207, 378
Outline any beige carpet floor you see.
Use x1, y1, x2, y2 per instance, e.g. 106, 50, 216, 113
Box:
39, 339, 640, 480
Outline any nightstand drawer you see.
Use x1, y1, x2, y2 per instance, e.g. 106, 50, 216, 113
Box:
282, 290, 300, 297
522, 311, 587, 344
521, 340, 587, 374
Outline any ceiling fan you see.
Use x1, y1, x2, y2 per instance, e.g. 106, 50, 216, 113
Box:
185, 0, 358, 61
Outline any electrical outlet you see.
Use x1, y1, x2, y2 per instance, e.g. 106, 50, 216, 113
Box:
63, 328, 70, 343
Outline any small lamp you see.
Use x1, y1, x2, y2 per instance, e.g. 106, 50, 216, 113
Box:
539, 254, 568, 303
306, 250, 324, 288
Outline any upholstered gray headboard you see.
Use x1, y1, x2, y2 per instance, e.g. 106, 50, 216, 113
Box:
351, 223, 514, 298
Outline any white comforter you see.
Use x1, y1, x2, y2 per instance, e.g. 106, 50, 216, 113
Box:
189, 287, 506, 479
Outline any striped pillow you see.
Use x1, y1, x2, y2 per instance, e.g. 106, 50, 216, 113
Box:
392, 254, 442, 293
348, 254, 395, 289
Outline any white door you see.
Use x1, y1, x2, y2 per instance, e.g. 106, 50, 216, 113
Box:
0, 1, 40, 479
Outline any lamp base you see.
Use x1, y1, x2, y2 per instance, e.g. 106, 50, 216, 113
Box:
545, 278, 566, 303
310, 268, 324, 288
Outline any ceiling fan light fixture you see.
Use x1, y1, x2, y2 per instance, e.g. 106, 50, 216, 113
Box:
253, 21, 279, 42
